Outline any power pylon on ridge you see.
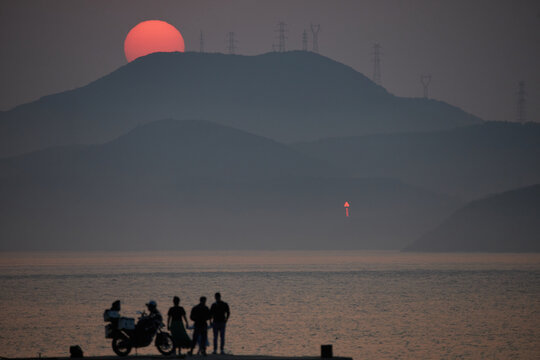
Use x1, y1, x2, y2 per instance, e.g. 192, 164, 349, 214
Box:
372, 43, 382, 85
226, 32, 237, 54
199, 31, 204, 53
275, 22, 287, 52
310, 24, 320, 53
421, 74, 432, 98
517, 81, 526, 123
302, 29, 308, 51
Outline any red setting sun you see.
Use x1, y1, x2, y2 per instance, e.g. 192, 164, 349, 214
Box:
124, 20, 185, 62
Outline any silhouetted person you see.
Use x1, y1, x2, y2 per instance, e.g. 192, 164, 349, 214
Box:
146, 300, 163, 328
110, 300, 121, 312
210, 292, 230, 354
189, 296, 211, 355
168, 296, 191, 355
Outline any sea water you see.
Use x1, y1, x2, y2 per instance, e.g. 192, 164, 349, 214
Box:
0, 251, 539, 359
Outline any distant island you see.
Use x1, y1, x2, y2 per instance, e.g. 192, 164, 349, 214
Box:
404, 184, 540, 252
1, 52, 538, 252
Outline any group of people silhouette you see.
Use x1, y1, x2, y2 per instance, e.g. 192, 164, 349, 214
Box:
165, 292, 230, 356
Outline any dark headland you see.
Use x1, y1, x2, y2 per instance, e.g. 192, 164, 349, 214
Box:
405, 184, 540, 252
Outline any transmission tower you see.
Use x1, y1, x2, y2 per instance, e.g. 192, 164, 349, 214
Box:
275, 22, 287, 52
302, 29, 308, 51
372, 43, 382, 85
421, 74, 432, 98
517, 81, 526, 123
226, 32, 237, 54
310, 24, 320, 53
199, 31, 204, 53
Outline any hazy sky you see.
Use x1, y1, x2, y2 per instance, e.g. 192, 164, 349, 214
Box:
1, 0, 539, 122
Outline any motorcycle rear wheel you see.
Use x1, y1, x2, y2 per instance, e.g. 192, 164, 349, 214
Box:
112, 337, 132, 356
156, 332, 174, 355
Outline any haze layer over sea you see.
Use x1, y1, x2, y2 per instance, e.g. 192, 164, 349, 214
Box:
0, 251, 539, 359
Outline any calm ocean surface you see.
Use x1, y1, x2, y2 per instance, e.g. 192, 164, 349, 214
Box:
0, 251, 539, 359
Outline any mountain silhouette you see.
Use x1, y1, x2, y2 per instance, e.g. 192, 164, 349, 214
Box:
404, 184, 540, 252
0, 51, 480, 157
293, 121, 540, 200
0, 119, 458, 250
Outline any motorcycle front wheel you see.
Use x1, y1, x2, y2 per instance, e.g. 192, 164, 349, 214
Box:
155, 332, 174, 355
112, 337, 132, 356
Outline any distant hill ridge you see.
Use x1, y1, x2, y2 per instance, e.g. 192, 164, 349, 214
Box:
293, 121, 540, 199
0, 119, 459, 251
0, 51, 481, 157
0, 119, 336, 182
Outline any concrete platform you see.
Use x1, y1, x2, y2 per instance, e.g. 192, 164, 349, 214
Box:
9, 355, 352, 360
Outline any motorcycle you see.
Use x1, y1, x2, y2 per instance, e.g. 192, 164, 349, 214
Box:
104, 308, 174, 356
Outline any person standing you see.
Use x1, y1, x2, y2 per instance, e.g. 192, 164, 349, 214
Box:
168, 296, 191, 356
210, 292, 230, 355
189, 296, 211, 355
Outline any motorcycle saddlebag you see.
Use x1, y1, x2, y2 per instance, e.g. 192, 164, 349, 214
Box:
118, 317, 135, 330
105, 324, 113, 339
103, 310, 119, 321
